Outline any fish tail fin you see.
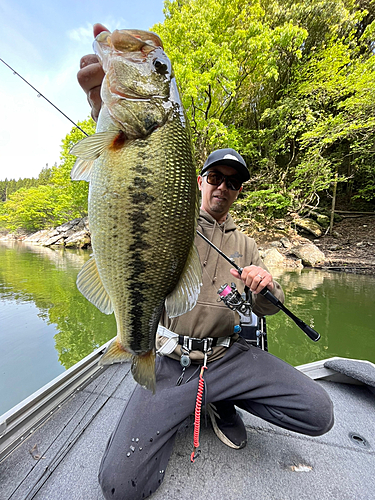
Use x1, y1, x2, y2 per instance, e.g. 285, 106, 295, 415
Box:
99, 339, 132, 366
131, 350, 156, 394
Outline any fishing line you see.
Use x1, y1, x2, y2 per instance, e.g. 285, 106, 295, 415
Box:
0, 57, 89, 137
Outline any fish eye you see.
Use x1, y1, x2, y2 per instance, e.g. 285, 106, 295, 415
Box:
153, 59, 168, 75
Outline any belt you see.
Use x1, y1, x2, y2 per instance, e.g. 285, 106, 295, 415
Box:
156, 325, 232, 355
178, 335, 230, 352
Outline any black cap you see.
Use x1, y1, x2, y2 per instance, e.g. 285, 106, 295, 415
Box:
201, 148, 250, 183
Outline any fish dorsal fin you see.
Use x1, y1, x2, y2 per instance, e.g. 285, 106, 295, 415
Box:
70, 158, 95, 181
76, 255, 113, 314
165, 243, 202, 318
70, 130, 119, 159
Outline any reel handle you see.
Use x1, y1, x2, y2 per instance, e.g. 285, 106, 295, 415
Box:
195, 230, 321, 342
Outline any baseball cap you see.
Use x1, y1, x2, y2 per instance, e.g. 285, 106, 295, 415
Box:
201, 148, 250, 183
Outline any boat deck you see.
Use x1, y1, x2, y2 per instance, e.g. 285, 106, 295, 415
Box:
1, 356, 374, 500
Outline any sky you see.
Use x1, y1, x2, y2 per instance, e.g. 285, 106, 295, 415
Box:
0, 0, 166, 181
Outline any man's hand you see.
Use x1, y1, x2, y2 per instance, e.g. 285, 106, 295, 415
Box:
77, 23, 109, 122
230, 266, 274, 294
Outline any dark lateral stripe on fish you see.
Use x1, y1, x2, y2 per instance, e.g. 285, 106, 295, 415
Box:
127, 156, 157, 352
131, 192, 156, 204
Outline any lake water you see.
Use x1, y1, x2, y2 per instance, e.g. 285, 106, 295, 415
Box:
0, 241, 374, 416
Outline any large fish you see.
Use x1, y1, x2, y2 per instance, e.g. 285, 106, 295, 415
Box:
70, 29, 201, 392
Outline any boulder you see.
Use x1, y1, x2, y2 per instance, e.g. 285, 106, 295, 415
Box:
65, 230, 91, 249
290, 243, 326, 267
262, 248, 286, 268
22, 217, 91, 249
280, 237, 291, 249
294, 218, 323, 238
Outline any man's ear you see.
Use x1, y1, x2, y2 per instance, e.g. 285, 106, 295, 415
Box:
197, 175, 203, 191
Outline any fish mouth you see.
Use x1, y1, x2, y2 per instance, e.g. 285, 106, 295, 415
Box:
96, 29, 163, 55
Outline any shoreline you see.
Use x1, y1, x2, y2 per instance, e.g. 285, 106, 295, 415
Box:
1, 215, 374, 275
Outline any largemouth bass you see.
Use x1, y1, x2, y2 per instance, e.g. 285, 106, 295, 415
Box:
70, 29, 201, 392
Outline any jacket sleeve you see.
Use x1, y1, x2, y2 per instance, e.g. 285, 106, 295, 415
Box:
245, 238, 285, 317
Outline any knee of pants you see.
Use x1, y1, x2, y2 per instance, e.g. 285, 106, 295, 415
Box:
304, 386, 335, 436
98, 448, 169, 500
99, 463, 157, 500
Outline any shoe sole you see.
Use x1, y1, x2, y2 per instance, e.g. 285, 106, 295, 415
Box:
207, 405, 246, 450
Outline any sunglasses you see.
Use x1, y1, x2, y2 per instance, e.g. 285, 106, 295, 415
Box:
202, 171, 242, 191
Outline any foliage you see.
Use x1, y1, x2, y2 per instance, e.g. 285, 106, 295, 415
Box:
3, 1, 375, 232
153, 0, 375, 216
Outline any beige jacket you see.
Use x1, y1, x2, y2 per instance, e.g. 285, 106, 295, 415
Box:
156, 209, 285, 362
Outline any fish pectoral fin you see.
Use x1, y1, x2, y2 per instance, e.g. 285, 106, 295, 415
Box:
70, 130, 119, 159
99, 339, 133, 366
131, 350, 156, 394
70, 158, 95, 181
165, 243, 202, 318
76, 255, 113, 314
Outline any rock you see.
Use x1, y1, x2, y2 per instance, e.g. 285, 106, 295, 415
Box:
21, 217, 91, 249
44, 233, 66, 246
262, 248, 286, 268
274, 220, 286, 230
328, 245, 342, 251
24, 230, 50, 243
270, 241, 282, 248
280, 237, 291, 248
294, 218, 323, 238
65, 230, 91, 249
290, 243, 326, 267
49, 238, 65, 247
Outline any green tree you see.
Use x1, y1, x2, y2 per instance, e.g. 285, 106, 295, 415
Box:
153, 0, 375, 216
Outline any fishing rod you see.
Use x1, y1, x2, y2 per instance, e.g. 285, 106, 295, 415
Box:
0, 57, 89, 137
196, 229, 321, 342
0, 56, 319, 343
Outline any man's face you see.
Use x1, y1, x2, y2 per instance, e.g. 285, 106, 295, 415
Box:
197, 164, 243, 223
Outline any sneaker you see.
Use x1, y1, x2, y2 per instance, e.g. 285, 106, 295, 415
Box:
208, 401, 247, 449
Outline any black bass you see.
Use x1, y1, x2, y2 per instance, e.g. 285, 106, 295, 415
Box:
70, 29, 201, 392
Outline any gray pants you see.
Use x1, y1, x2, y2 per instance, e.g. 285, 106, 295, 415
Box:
98, 338, 334, 499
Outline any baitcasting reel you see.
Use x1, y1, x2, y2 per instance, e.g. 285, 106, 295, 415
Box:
217, 282, 252, 317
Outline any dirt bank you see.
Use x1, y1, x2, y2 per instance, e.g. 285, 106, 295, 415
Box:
251, 215, 375, 275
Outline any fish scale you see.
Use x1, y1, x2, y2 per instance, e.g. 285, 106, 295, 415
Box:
71, 30, 201, 391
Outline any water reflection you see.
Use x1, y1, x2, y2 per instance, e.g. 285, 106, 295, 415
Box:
0, 242, 374, 416
0, 242, 116, 415
266, 267, 375, 367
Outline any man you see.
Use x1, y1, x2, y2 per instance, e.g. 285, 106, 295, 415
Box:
78, 24, 334, 500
